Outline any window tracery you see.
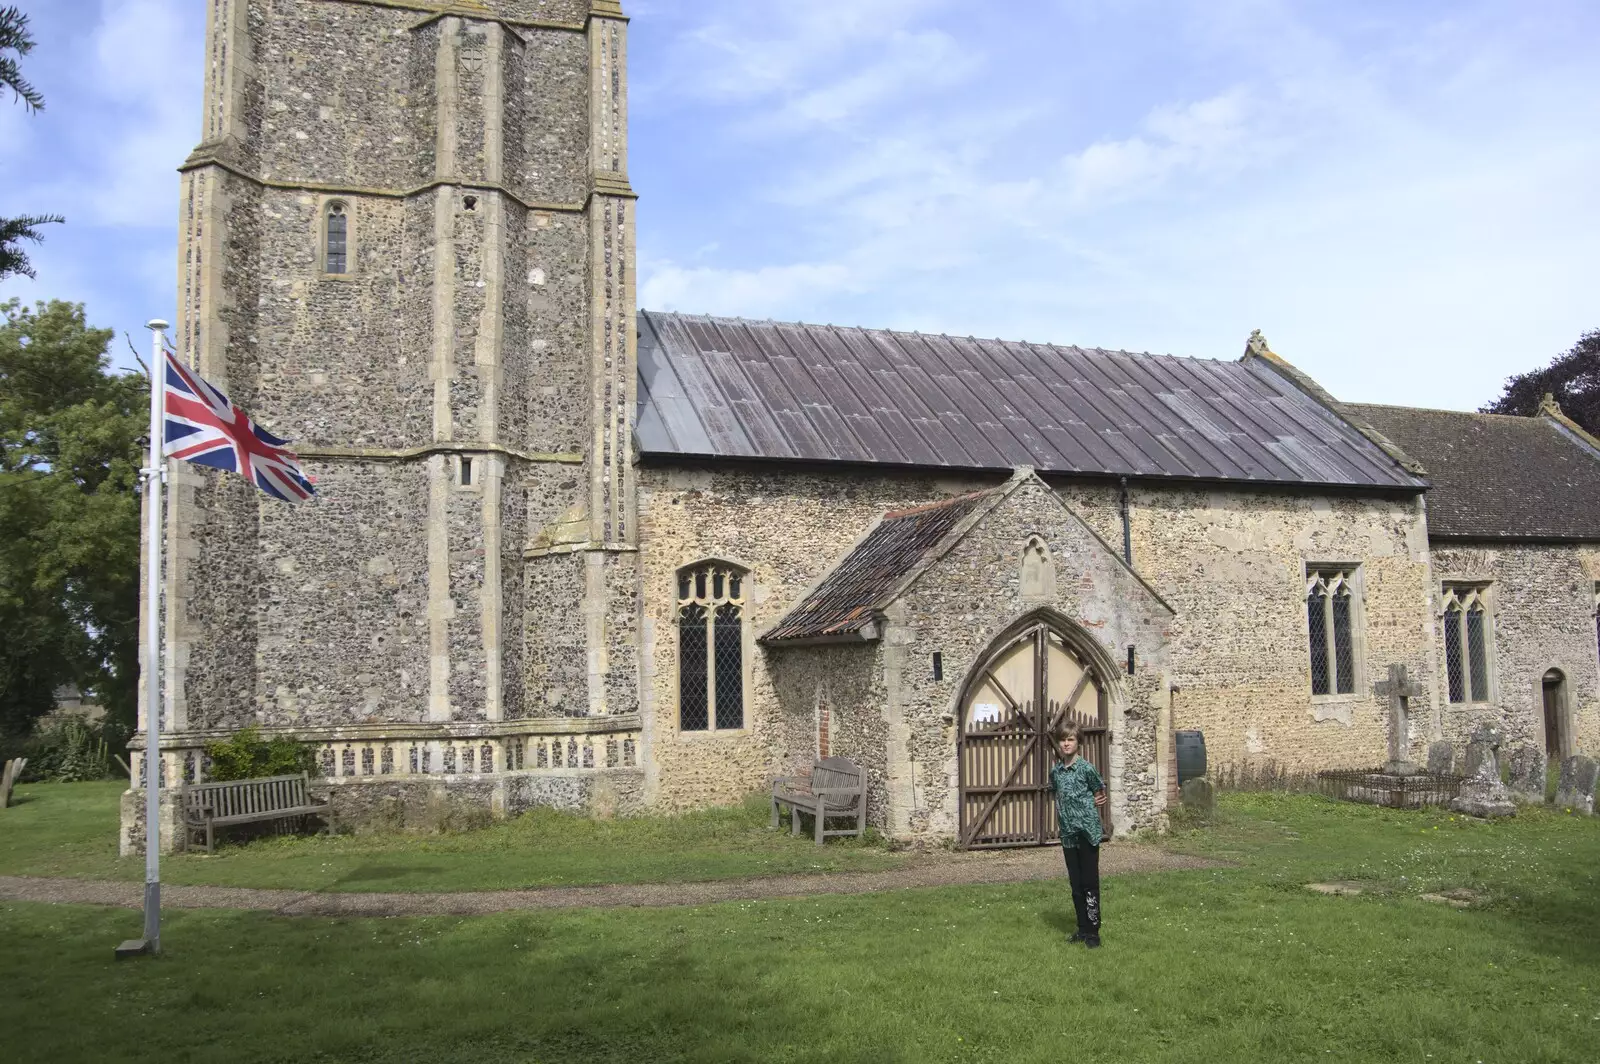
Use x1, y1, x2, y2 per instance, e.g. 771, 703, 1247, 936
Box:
1442, 583, 1493, 704
677, 562, 746, 731
1306, 566, 1360, 696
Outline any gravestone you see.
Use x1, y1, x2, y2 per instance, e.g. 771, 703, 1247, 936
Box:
0, 757, 25, 809
1180, 777, 1215, 814
1450, 760, 1516, 818
1426, 741, 1456, 776
1373, 664, 1426, 775
1505, 745, 1546, 799
1555, 755, 1599, 815
1463, 724, 1505, 779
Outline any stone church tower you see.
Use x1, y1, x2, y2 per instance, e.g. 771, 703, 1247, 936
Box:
131, 0, 646, 840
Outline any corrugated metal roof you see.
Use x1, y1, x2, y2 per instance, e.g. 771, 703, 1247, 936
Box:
763, 490, 997, 644
636, 311, 1428, 490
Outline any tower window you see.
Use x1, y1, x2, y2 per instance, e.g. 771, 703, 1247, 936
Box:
324, 201, 349, 275
459, 456, 473, 486
676, 562, 746, 732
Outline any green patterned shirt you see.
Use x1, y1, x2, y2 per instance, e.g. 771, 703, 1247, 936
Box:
1049, 757, 1105, 848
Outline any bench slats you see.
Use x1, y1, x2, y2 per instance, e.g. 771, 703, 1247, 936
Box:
770, 757, 866, 846
181, 773, 328, 853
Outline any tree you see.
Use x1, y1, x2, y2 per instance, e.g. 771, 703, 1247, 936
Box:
0, 6, 62, 282
0, 300, 143, 744
1481, 329, 1600, 437
0, 4, 43, 110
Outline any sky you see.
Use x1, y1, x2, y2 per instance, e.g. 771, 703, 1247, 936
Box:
1, 0, 1597, 409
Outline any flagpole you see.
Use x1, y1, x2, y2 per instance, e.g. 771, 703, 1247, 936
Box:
121, 318, 168, 959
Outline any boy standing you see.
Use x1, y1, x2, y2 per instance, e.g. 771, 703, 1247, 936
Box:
1049, 721, 1108, 948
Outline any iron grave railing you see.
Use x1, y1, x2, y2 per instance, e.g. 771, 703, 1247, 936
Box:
1317, 769, 1464, 809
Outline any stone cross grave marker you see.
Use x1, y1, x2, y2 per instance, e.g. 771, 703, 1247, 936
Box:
1373, 664, 1426, 775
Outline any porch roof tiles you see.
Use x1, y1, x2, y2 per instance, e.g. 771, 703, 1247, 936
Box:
762, 489, 997, 644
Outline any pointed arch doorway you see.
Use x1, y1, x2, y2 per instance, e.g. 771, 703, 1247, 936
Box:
957, 619, 1111, 848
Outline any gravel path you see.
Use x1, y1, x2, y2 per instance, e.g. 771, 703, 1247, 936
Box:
0, 844, 1217, 917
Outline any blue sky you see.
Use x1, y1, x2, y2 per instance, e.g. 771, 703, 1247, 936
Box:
2, 0, 1597, 410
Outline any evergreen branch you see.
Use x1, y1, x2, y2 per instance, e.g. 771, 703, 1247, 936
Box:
0, 213, 65, 280
0, 6, 43, 113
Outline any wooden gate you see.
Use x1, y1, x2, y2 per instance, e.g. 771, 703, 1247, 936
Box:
957, 624, 1109, 848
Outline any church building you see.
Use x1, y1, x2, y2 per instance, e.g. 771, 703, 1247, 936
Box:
125, 0, 1600, 851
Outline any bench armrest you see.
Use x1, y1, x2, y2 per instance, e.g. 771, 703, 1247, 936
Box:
772, 775, 807, 790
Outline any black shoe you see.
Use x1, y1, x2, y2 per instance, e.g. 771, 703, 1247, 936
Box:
1084, 935, 1101, 949
1068, 931, 1088, 943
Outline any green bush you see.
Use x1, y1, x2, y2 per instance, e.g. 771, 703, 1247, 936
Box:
204, 726, 316, 781
14, 718, 121, 783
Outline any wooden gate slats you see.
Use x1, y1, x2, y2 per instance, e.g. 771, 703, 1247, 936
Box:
958, 624, 1112, 848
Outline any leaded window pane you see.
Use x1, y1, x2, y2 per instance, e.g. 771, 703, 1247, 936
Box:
1332, 592, 1355, 694
1307, 588, 1330, 696
679, 603, 708, 730
714, 603, 743, 730
326, 209, 348, 274
1467, 607, 1488, 702
1444, 608, 1465, 704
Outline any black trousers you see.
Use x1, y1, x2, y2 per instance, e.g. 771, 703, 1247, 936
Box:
1061, 843, 1101, 935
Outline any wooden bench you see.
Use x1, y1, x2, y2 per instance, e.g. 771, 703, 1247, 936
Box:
181, 773, 329, 853
771, 756, 867, 845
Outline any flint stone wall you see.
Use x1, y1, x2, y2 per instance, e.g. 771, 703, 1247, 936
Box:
637, 464, 1439, 833
765, 644, 888, 828
169, 1, 608, 736
1056, 481, 1437, 773
636, 465, 994, 812
1432, 544, 1600, 794
880, 477, 1173, 838
316, 768, 644, 834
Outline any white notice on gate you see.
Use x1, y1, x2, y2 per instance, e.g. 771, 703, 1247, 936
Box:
971, 703, 1002, 725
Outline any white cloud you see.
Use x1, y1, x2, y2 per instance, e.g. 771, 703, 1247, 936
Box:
635, 0, 1600, 410
666, 0, 953, 103
641, 260, 859, 318
79, 0, 202, 226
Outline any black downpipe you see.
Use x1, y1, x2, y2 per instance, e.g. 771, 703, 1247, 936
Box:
1119, 476, 1132, 567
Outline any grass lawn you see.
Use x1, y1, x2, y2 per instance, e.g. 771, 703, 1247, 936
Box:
3, 792, 1598, 1063
0, 782, 906, 891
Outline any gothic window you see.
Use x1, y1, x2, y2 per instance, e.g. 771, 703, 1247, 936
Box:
1442, 584, 1493, 704
677, 562, 746, 731
1306, 566, 1360, 696
324, 201, 349, 275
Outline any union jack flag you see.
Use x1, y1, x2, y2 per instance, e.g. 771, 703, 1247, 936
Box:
163, 351, 316, 502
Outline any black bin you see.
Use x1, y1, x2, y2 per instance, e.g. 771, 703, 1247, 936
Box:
1175, 729, 1207, 785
